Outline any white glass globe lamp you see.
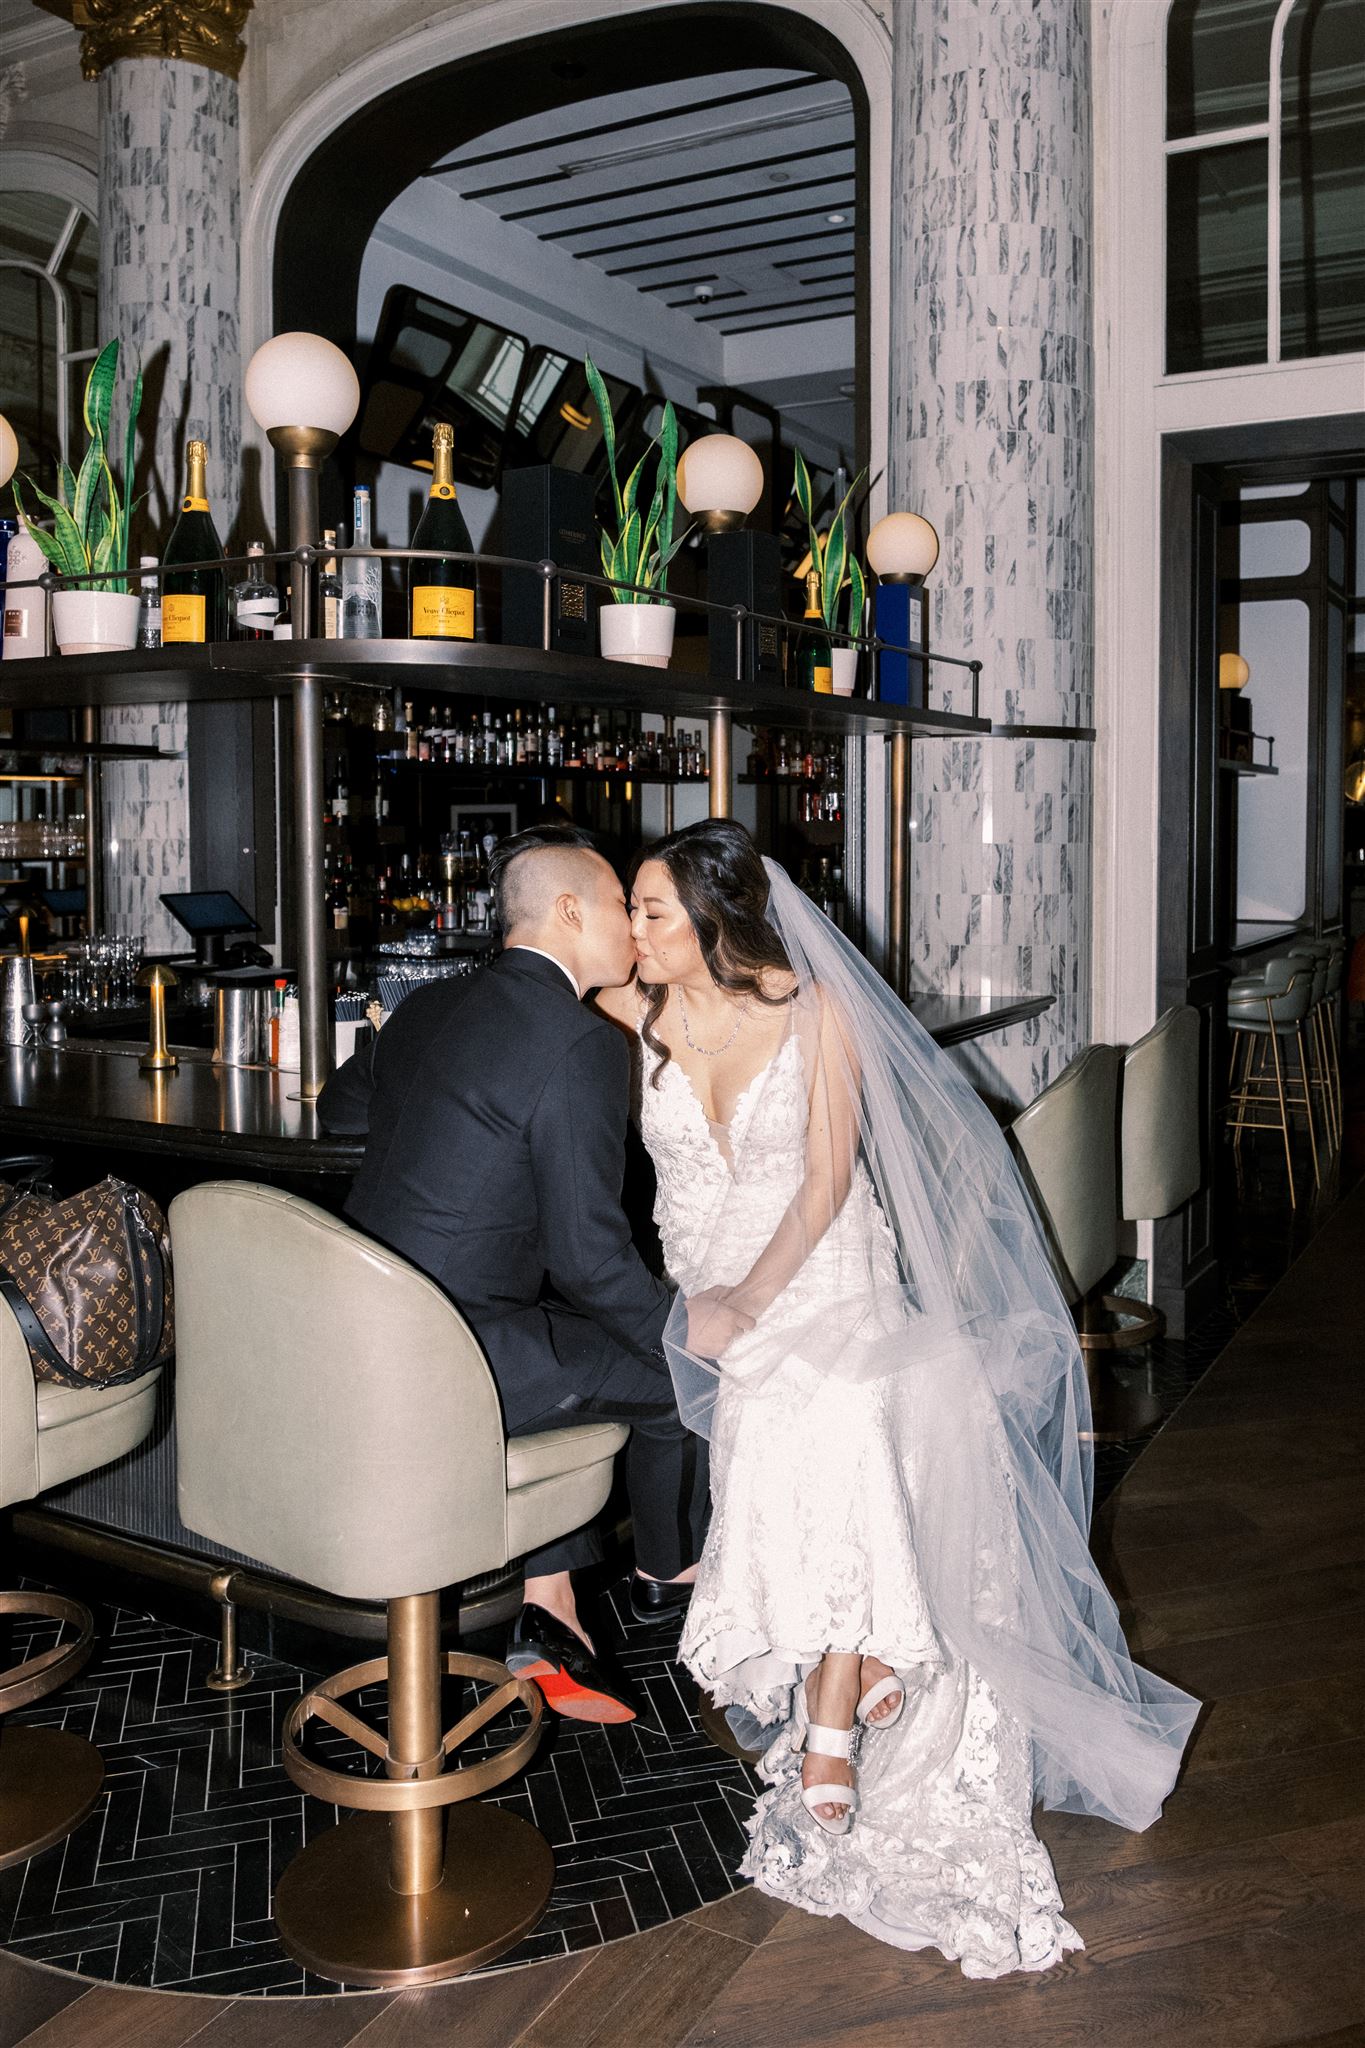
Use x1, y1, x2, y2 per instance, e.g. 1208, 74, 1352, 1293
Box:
1218, 652, 1250, 691
866, 511, 940, 584
0, 414, 17, 491
676, 434, 764, 533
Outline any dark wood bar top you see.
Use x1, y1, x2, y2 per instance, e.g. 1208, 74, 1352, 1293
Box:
0, 995, 1048, 1177
0, 1042, 363, 1175
908, 992, 1054, 1044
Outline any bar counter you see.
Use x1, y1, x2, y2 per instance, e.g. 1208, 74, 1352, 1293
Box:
0, 1041, 363, 1177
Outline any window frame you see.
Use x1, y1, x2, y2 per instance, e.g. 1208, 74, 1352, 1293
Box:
0, 196, 99, 475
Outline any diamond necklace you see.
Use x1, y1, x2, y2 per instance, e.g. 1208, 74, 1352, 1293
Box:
676, 984, 743, 1057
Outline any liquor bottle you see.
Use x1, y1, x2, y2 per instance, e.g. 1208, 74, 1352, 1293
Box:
403, 698, 419, 762
1, 513, 48, 660
162, 439, 226, 643
524, 709, 540, 768
135, 555, 161, 649
332, 768, 349, 822
341, 488, 381, 639
545, 708, 563, 769
320, 529, 343, 639
230, 541, 280, 640
326, 860, 350, 934
408, 422, 476, 640
799, 569, 832, 694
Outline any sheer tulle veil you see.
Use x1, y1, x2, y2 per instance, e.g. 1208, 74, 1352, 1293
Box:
660, 854, 1199, 1833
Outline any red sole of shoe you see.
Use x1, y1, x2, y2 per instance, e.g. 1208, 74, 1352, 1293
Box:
514, 1657, 637, 1725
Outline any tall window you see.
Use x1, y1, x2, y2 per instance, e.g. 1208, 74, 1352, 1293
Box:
0, 193, 98, 493
1165, 0, 1365, 374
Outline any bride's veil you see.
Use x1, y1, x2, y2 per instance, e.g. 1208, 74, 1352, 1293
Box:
659, 854, 1199, 1833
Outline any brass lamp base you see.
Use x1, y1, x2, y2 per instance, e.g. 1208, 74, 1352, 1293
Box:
0, 1725, 104, 1872
273, 1804, 554, 1987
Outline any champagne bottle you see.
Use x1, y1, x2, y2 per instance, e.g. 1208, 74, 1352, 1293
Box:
408, 422, 475, 640
799, 569, 832, 694
162, 440, 226, 643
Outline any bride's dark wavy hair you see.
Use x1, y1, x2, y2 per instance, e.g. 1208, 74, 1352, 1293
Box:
630, 818, 793, 1086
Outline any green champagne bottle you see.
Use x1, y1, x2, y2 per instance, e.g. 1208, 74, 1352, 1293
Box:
161, 439, 226, 643
800, 568, 832, 694
408, 422, 475, 640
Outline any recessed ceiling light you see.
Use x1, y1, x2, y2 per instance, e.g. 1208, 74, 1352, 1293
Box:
826, 212, 849, 225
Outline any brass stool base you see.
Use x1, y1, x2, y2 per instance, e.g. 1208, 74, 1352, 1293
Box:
0, 1725, 104, 1872
274, 1804, 555, 1987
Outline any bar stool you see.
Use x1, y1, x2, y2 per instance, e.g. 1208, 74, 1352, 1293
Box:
1011, 1046, 1164, 1437
1286, 944, 1338, 1153
1084, 1006, 1202, 1350
0, 1294, 161, 1871
169, 1179, 629, 1989
1226, 956, 1320, 1206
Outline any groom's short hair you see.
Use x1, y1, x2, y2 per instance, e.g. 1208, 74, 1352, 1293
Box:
490, 823, 602, 932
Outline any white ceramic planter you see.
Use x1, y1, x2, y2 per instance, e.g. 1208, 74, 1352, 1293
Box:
599, 601, 676, 669
831, 647, 859, 696
52, 589, 140, 656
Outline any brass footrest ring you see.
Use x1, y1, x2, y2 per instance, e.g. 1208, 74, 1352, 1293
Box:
281, 1649, 543, 1811
0, 1591, 96, 1714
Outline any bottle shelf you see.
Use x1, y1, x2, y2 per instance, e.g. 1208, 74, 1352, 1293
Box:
0, 642, 990, 738
375, 760, 711, 784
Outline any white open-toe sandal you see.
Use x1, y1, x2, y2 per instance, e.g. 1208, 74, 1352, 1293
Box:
793, 1680, 859, 1837
856, 1670, 909, 1731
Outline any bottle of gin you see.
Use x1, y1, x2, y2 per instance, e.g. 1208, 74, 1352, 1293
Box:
408, 423, 476, 640
341, 487, 381, 639
162, 439, 226, 642
230, 541, 280, 640
135, 555, 162, 649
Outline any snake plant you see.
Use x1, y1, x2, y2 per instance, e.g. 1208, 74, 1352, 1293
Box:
793, 446, 867, 642
14, 339, 143, 594
584, 357, 689, 603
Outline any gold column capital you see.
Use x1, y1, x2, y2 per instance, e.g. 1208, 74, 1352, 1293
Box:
35, 0, 253, 83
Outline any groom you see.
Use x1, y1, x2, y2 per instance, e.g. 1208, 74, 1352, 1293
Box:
318, 823, 708, 1723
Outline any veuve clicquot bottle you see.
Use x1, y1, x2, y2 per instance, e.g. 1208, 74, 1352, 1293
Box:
408, 422, 475, 640
162, 440, 226, 643
799, 568, 832, 694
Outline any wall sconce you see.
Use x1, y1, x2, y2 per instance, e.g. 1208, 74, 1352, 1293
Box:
676, 434, 779, 681
244, 332, 360, 638
866, 512, 940, 706
1218, 653, 1250, 690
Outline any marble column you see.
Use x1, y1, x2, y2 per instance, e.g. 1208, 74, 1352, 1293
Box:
888, 0, 1094, 1112
69, 3, 250, 952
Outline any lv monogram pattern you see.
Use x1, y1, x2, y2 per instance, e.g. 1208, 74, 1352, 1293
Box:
0, 1178, 173, 1386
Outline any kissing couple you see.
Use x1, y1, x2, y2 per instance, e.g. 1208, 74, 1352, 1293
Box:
321, 817, 1198, 1979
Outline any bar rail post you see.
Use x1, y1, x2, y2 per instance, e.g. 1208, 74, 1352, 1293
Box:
887, 729, 910, 1000
80, 706, 102, 936
293, 672, 331, 1099
708, 709, 733, 819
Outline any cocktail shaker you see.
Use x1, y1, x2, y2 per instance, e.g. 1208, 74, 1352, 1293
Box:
212, 983, 264, 1066
1, 957, 36, 1045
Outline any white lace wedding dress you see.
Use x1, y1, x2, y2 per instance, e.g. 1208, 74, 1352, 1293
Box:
636, 1023, 1085, 1979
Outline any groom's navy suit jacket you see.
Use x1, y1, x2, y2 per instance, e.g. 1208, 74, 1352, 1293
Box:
317, 947, 671, 1425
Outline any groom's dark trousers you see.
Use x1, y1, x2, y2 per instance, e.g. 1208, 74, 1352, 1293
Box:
317, 947, 706, 1578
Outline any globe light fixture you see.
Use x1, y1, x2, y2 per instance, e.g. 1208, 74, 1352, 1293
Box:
245, 331, 360, 588
676, 434, 765, 533
1218, 652, 1250, 690
866, 511, 940, 584
0, 413, 17, 491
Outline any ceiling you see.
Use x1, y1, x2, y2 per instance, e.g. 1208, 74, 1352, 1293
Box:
426, 67, 856, 345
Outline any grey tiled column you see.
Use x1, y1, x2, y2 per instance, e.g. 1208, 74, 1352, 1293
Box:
888, 0, 1094, 1111
97, 58, 242, 954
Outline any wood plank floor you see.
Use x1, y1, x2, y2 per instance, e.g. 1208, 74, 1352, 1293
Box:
3, 1176, 1362, 2048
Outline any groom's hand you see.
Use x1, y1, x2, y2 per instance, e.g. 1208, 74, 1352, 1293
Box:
686, 1286, 755, 1359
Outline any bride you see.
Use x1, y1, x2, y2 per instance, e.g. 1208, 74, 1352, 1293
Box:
595, 818, 1200, 1980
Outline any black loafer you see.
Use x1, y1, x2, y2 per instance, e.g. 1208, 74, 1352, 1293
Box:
506, 1602, 642, 1725
628, 1573, 694, 1626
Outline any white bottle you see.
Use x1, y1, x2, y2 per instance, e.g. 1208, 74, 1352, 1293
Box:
2, 515, 48, 660
136, 554, 162, 649
277, 992, 301, 1072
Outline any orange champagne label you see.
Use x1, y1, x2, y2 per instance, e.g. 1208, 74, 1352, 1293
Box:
411, 585, 474, 639
162, 593, 206, 642
431, 483, 456, 501
812, 664, 833, 695
181, 495, 209, 513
